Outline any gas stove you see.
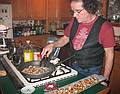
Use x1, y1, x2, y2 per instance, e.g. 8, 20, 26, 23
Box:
1, 55, 78, 89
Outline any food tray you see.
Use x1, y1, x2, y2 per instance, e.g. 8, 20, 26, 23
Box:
45, 74, 106, 94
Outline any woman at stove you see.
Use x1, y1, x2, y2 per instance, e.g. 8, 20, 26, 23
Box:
41, 0, 115, 86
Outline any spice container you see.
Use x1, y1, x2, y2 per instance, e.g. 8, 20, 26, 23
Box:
33, 48, 42, 61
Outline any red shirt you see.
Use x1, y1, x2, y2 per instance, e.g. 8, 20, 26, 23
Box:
64, 16, 116, 48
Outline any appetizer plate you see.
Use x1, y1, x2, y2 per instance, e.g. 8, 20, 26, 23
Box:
46, 74, 106, 94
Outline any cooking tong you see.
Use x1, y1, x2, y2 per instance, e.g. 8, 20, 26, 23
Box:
40, 47, 60, 67
55, 54, 75, 66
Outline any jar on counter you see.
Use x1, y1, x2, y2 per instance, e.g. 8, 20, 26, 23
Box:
33, 48, 42, 61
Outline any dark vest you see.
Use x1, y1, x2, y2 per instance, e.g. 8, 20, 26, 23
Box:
69, 16, 106, 68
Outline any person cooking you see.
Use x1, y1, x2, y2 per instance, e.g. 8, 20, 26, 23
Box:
41, 0, 115, 86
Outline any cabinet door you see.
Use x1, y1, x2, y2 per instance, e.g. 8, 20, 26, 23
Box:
46, 0, 72, 20
58, 0, 72, 19
28, 0, 45, 19
47, 0, 57, 19
12, 0, 27, 20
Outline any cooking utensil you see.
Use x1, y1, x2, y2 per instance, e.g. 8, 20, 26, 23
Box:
54, 54, 75, 66
18, 58, 55, 79
49, 47, 60, 60
17, 53, 75, 79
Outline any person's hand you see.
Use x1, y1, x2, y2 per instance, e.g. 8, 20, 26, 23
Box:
41, 43, 54, 58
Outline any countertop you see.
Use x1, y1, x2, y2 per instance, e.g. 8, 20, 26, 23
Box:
0, 74, 108, 94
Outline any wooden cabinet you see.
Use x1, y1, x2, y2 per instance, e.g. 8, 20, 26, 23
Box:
46, 0, 57, 19
12, 0, 45, 20
45, 0, 72, 31
12, 0, 27, 20
46, 0, 71, 20
28, 0, 45, 20
109, 51, 120, 94
12, 0, 72, 20
58, 0, 72, 19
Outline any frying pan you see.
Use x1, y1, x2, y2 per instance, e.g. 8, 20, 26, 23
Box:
18, 54, 75, 79
18, 57, 55, 79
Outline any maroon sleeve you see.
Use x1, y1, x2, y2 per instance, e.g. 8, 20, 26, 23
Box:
99, 21, 116, 48
64, 18, 74, 37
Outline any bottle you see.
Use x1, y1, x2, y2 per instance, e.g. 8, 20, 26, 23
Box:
17, 41, 24, 63
11, 39, 21, 65
23, 40, 34, 62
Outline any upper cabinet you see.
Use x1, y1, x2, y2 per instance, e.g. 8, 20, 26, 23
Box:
11, 0, 109, 24
46, 0, 57, 19
12, 0, 27, 20
58, 0, 72, 19
12, 0, 45, 20
12, 0, 72, 20
28, 0, 45, 20
46, 0, 72, 20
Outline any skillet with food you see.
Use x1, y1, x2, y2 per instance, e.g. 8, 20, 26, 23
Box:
18, 57, 55, 79
17, 53, 75, 79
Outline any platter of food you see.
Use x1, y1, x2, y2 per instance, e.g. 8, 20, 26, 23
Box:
46, 74, 106, 94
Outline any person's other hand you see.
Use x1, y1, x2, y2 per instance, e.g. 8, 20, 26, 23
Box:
41, 43, 54, 58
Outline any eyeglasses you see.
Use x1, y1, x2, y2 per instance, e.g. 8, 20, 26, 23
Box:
71, 8, 84, 15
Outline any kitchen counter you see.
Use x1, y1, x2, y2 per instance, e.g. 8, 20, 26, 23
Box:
0, 74, 109, 94
14, 34, 61, 48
